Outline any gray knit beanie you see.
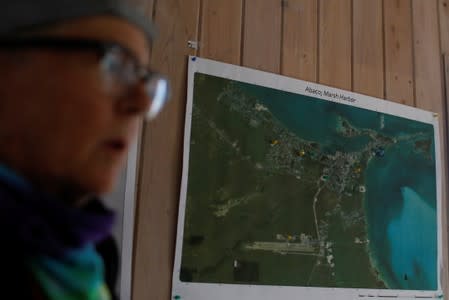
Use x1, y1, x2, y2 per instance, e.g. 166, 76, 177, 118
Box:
0, 0, 156, 40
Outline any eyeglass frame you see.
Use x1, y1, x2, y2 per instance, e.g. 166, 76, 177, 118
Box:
0, 36, 170, 121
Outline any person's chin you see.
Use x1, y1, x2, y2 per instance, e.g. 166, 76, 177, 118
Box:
81, 167, 123, 196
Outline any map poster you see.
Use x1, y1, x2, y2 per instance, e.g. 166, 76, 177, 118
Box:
172, 57, 443, 300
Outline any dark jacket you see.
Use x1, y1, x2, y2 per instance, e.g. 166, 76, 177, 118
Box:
0, 165, 119, 299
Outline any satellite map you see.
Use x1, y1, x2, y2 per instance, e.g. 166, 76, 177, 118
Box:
180, 73, 437, 290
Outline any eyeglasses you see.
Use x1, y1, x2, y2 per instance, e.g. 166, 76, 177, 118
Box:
0, 37, 170, 121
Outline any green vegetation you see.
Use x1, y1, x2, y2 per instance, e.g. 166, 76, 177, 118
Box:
181, 73, 389, 288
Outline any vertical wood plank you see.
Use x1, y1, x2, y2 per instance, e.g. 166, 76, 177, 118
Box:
446, 56, 449, 120
132, 1, 200, 300
352, 0, 384, 98
384, 0, 414, 106
199, 0, 243, 65
413, 0, 448, 296
413, 0, 444, 112
281, 0, 318, 81
440, 0, 449, 54
242, 0, 282, 72
318, 0, 352, 89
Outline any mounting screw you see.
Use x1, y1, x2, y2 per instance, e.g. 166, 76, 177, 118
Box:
188, 40, 199, 49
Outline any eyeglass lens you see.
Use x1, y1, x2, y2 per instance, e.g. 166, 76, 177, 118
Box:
146, 75, 169, 121
101, 48, 170, 120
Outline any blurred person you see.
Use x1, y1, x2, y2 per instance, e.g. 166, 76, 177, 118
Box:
0, 1, 169, 299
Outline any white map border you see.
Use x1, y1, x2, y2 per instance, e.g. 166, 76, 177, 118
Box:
172, 56, 444, 300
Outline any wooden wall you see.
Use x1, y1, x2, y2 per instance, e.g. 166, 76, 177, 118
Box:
130, 0, 449, 299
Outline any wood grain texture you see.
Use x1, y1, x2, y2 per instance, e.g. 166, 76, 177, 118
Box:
412, 0, 444, 112
199, 0, 243, 65
318, 0, 352, 89
128, 1, 449, 298
384, 0, 414, 106
132, 1, 200, 300
440, 0, 449, 54
242, 0, 282, 72
281, 0, 318, 81
352, 0, 384, 98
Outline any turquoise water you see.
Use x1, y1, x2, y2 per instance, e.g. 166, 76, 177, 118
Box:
364, 141, 437, 290
236, 83, 432, 153
235, 81, 437, 290
387, 187, 437, 290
